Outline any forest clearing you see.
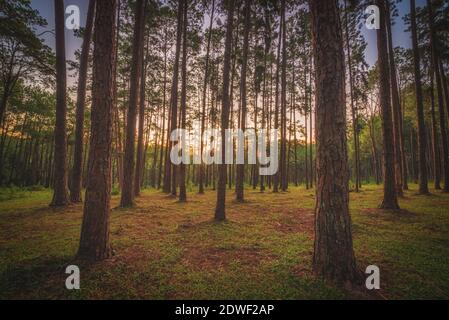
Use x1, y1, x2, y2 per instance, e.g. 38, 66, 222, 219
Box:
1, 184, 448, 299
2, 0, 449, 302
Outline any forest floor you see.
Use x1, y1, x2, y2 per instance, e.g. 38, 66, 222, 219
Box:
0, 184, 448, 299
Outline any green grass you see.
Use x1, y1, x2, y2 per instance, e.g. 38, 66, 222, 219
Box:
0, 184, 448, 299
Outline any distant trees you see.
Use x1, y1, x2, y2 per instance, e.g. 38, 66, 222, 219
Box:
78, 0, 118, 261
3, 0, 449, 278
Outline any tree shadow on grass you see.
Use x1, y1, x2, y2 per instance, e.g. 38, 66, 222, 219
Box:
0, 255, 94, 299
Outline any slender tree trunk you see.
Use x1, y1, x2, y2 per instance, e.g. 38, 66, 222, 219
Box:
377, 0, 399, 209
51, 0, 70, 207
178, 0, 188, 202
78, 0, 117, 261
71, 0, 96, 203
215, 0, 235, 221
120, 0, 146, 207
135, 36, 148, 197
273, 5, 282, 193
157, 31, 169, 190
236, 0, 250, 202
310, 0, 360, 285
199, 0, 215, 195
410, 0, 429, 194
428, 0, 449, 192
385, 1, 404, 197
280, 0, 287, 191
164, 1, 183, 195
343, 0, 360, 192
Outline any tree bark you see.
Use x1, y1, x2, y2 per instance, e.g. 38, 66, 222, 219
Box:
78, 0, 117, 261
178, 0, 188, 202
310, 0, 360, 285
71, 0, 96, 203
377, 0, 399, 209
134, 34, 148, 197
410, 0, 429, 194
385, 1, 404, 197
280, 0, 287, 191
343, 0, 360, 193
236, 0, 251, 202
50, 0, 70, 206
120, 0, 146, 207
215, 0, 235, 221
199, 0, 215, 195
163, 0, 183, 195
428, 0, 449, 192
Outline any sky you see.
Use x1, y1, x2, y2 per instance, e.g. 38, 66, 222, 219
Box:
30, 0, 428, 70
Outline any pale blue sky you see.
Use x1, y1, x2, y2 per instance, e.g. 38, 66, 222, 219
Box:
31, 0, 428, 67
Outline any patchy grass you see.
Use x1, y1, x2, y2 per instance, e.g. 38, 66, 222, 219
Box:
0, 184, 448, 299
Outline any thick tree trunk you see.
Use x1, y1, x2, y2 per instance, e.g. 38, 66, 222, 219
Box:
77, 0, 117, 261
120, 0, 146, 207
377, 0, 399, 209
310, 0, 359, 285
410, 0, 429, 194
70, 0, 96, 203
51, 0, 70, 207
215, 0, 235, 221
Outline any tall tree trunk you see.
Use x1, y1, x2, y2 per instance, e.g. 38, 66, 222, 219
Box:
134, 36, 148, 197
272, 5, 282, 193
428, 0, 449, 192
343, 0, 360, 192
385, 1, 404, 197
215, 0, 235, 221
310, 0, 359, 285
236, 0, 250, 202
410, 0, 429, 194
199, 0, 215, 195
120, 0, 146, 207
78, 0, 117, 261
178, 0, 188, 202
51, 0, 70, 206
157, 31, 169, 190
377, 0, 399, 209
429, 65, 441, 189
71, 0, 96, 203
280, 0, 287, 191
164, 0, 183, 195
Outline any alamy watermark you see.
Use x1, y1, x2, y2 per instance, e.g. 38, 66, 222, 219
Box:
63, 4, 380, 31
169, 123, 279, 176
